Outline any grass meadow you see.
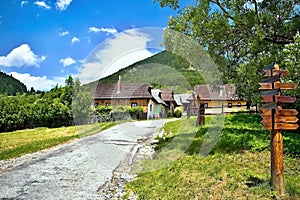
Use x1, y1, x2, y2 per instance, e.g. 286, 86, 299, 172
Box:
125, 114, 300, 199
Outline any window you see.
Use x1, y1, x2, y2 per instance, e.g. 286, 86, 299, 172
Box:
228, 103, 232, 108
204, 103, 208, 108
94, 103, 99, 107
106, 102, 110, 106
150, 104, 153, 112
131, 102, 137, 108
237, 102, 241, 107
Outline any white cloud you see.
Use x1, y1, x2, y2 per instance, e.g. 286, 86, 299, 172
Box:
89, 27, 117, 34
89, 27, 101, 33
21, 1, 29, 7
55, 0, 72, 11
9, 72, 65, 91
0, 44, 46, 67
79, 29, 155, 84
59, 31, 69, 36
34, 1, 51, 10
71, 37, 80, 44
60, 57, 76, 67
100, 27, 118, 34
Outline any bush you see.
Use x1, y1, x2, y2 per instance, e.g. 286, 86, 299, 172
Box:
93, 106, 112, 115
167, 110, 173, 118
129, 106, 144, 119
173, 110, 182, 118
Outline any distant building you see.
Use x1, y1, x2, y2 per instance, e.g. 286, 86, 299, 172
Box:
190, 84, 247, 114
174, 94, 193, 111
160, 88, 175, 112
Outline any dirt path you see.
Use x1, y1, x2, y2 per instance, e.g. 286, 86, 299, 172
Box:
0, 120, 166, 199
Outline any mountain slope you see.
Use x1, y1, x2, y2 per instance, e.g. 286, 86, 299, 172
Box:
0, 71, 27, 95
98, 51, 206, 93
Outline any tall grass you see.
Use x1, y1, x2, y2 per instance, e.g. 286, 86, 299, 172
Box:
126, 114, 300, 199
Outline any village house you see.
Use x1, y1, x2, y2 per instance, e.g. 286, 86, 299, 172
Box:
173, 94, 192, 111
160, 88, 175, 112
188, 84, 248, 114
148, 89, 167, 119
93, 77, 170, 119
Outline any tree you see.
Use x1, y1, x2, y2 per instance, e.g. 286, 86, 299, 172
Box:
156, 0, 300, 103
281, 32, 300, 111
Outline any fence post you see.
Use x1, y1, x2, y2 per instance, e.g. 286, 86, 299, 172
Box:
196, 103, 205, 127
221, 103, 224, 114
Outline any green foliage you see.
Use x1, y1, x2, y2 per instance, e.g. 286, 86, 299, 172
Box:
166, 110, 182, 118
173, 109, 182, 118
281, 32, 300, 113
0, 71, 27, 95
0, 76, 78, 132
109, 106, 144, 121
128, 106, 144, 120
156, 0, 300, 103
93, 106, 112, 114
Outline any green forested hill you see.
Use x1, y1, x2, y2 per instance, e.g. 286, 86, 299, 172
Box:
0, 71, 27, 95
98, 51, 205, 93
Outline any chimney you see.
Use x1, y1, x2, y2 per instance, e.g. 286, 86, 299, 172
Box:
117, 75, 121, 93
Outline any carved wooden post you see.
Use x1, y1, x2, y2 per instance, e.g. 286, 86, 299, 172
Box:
259, 63, 298, 196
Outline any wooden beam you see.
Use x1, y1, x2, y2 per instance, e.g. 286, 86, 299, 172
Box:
262, 96, 297, 103
259, 82, 297, 90
261, 108, 298, 116
261, 90, 281, 96
261, 115, 298, 123
263, 70, 289, 77
261, 76, 281, 83
262, 123, 299, 130
270, 130, 285, 195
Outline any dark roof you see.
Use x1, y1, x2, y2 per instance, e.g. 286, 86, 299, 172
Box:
93, 82, 152, 99
160, 88, 174, 101
194, 84, 238, 100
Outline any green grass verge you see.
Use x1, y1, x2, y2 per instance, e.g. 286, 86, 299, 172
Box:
125, 114, 300, 199
0, 122, 116, 160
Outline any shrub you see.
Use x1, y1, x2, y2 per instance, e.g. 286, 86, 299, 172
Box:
129, 106, 144, 119
167, 110, 173, 118
93, 106, 112, 115
173, 110, 182, 118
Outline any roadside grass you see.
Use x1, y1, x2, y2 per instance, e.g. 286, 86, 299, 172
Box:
125, 114, 300, 199
0, 122, 116, 160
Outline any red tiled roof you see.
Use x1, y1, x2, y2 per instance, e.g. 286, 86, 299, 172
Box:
93, 82, 152, 99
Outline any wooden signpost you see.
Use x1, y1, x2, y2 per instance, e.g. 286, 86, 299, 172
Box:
196, 103, 205, 127
259, 63, 299, 196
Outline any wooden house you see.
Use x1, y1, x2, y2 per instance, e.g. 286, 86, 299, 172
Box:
93, 77, 168, 119
160, 88, 175, 112
192, 84, 247, 113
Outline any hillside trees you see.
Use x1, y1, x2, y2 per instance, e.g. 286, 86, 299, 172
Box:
0, 76, 77, 132
155, 0, 300, 103
0, 71, 27, 95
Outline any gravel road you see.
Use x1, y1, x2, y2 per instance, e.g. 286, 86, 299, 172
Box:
0, 120, 166, 199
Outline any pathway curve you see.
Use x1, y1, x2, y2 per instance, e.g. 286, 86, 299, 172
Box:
0, 120, 166, 199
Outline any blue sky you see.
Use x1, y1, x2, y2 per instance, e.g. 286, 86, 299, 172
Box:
0, 0, 194, 91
